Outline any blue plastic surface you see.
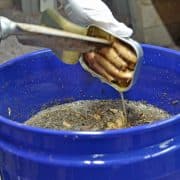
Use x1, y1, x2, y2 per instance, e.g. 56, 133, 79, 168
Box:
0, 45, 179, 180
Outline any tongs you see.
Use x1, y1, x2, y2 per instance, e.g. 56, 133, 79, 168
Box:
0, 16, 143, 92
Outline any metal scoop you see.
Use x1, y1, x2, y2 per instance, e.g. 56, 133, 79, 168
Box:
0, 16, 143, 92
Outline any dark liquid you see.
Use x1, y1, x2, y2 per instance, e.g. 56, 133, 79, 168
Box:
24, 100, 170, 131
120, 92, 128, 126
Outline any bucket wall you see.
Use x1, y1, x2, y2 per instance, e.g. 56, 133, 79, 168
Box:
0, 45, 179, 180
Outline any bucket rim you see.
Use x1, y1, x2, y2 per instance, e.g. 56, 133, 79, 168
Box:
0, 114, 180, 137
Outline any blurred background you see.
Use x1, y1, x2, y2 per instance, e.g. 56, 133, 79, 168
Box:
0, 0, 179, 63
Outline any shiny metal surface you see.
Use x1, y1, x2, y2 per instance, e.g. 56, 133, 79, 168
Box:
0, 17, 16, 40
0, 16, 110, 53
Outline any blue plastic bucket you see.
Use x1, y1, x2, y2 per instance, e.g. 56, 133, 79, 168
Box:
0, 45, 179, 180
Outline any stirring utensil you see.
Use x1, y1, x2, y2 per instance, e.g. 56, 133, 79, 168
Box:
0, 16, 111, 53
0, 16, 143, 93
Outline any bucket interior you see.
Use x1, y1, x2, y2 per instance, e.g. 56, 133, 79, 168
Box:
0, 45, 179, 125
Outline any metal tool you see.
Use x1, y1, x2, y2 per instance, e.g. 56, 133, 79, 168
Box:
0, 16, 111, 53
0, 16, 143, 92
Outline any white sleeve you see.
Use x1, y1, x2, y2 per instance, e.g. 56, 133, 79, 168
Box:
59, 0, 133, 38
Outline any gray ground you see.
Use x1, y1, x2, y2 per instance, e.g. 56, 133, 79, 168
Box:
0, 8, 40, 63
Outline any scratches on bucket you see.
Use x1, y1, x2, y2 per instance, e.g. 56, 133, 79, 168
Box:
83, 159, 105, 165
159, 138, 174, 149
143, 138, 175, 160
8, 107, 11, 117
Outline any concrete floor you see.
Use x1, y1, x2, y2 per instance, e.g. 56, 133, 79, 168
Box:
0, 8, 179, 64
0, 8, 40, 63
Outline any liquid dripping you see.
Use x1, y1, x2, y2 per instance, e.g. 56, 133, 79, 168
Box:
120, 92, 128, 126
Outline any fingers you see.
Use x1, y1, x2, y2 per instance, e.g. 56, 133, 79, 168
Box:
113, 40, 137, 64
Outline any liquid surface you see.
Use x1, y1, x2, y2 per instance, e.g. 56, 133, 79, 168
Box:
24, 100, 170, 131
